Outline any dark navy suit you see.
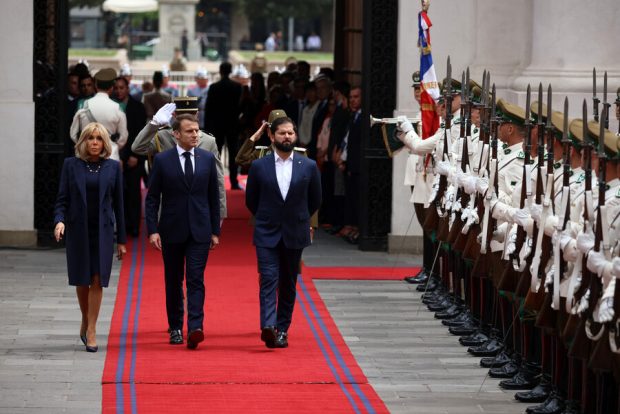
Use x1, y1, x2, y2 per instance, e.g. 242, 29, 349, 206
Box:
245, 152, 321, 332
145, 147, 220, 332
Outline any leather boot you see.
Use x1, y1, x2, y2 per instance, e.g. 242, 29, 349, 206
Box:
417, 278, 439, 292
442, 311, 473, 327
468, 337, 503, 357
499, 361, 540, 390
427, 297, 453, 312
448, 320, 478, 336
488, 354, 521, 378
525, 391, 565, 414
459, 330, 489, 347
404, 269, 428, 284
435, 304, 463, 319
480, 350, 512, 368
515, 374, 552, 403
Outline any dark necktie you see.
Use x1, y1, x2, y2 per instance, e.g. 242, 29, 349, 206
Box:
183, 152, 194, 185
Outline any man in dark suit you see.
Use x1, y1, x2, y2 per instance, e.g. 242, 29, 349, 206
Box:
205, 62, 242, 189
245, 117, 322, 348
145, 113, 221, 350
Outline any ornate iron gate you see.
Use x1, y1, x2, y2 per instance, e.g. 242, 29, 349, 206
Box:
359, 0, 398, 251
33, 0, 69, 246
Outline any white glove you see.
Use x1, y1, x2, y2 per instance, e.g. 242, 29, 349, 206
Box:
576, 289, 590, 314
462, 175, 478, 195
514, 208, 533, 234
396, 130, 408, 143
152, 103, 176, 126
396, 115, 414, 134
544, 264, 555, 290
561, 237, 579, 262
435, 160, 452, 177
598, 279, 616, 323
476, 176, 489, 195
613, 257, 620, 277
530, 203, 542, 224
544, 215, 559, 236
586, 249, 609, 277
576, 231, 595, 255
506, 228, 518, 256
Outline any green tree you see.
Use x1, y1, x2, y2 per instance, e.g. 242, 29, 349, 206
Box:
236, 0, 332, 21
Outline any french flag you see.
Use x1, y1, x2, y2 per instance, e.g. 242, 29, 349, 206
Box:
418, 9, 440, 139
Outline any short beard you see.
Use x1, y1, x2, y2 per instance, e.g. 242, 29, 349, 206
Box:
274, 141, 294, 153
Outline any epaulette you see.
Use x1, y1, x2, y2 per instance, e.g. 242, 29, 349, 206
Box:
504, 148, 512, 155
293, 147, 308, 157
253, 145, 271, 159
576, 172, 585, 183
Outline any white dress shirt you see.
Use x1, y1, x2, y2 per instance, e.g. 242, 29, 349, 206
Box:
274, 151, 294, 200
176, 145, 195, 173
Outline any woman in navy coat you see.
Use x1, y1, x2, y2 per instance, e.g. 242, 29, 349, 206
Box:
53, 122, 127, 352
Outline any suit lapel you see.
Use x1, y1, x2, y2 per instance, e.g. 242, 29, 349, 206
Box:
75, 159, 87, 206
192, 149, 204, 189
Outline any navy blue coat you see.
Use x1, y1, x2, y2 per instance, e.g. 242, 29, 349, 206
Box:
245, 152, 322, 250
54, 157, 126, 287
145, 147, 221, 243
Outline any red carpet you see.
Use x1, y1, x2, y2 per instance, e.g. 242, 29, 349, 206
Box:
102, 189, 392, 413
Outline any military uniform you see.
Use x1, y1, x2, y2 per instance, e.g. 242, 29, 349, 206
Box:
70, 68, 128, 162
131, 97, 227, 220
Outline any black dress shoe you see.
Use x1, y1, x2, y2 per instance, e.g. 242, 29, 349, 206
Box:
442, 312, 473, 327
435, 304, 462, 320
427, 297, 453, 312
499, 368, 539, 390
448, 322, 477, 336
274, 331, 288, 348
459, 330, 489, 347
489, 355, 521, 378
480, 350, 512, 368
261, 326, 277, 348
404, 270, 429, 284
525, 392, 565, 414
515, 376, 552, 403
169, 329, 183, 345
187, 329, 204, 350
417, 278, 438, 292
422, 290, 446, 304
468, 338, 503, 357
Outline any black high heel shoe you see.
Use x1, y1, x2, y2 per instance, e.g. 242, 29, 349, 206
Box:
85, 345, 98, 353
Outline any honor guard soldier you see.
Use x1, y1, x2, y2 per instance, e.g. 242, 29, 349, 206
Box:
187, 67, 210, 130
70, 67, 128, 162
132, 96, 227, 220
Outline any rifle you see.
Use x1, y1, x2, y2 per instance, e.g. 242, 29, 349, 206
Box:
517, 83, 553, 300
568, 101, 597, 360
447, 70, 471, 249
424, 56, 453, 239
464, 71, 490, 263
531, 93, 563, 325
588, 74, 612, 372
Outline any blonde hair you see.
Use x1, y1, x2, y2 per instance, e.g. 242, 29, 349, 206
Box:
74, 122, 113, 160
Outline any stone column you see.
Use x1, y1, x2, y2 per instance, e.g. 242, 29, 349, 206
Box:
510, 0, 620, 130
152, 0, 200, 62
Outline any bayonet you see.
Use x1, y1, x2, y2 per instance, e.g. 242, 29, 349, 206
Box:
593, 67, 599, 122
603, 71, 610, 129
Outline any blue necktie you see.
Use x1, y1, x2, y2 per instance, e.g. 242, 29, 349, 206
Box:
183, 152, 194, 185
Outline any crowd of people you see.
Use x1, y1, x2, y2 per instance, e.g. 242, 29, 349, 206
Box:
58, 57, 362, 352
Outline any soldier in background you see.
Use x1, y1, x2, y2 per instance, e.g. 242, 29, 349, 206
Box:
142, 71, 172, 121
131, 98, 227, 221
187, 67, 209, 130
